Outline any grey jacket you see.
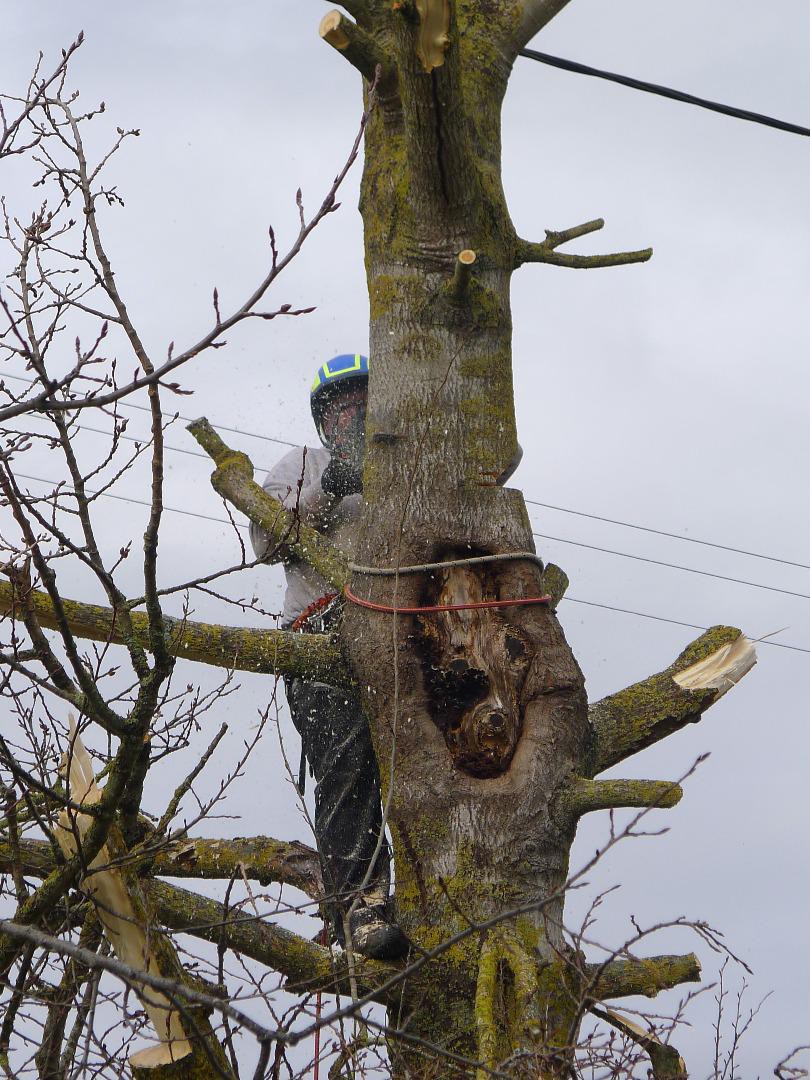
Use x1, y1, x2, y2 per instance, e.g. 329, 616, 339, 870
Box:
250, 446, 362, 622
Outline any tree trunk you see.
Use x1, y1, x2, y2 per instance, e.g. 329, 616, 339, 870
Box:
339, 5, 589, 1072
323, 3, 726, 1074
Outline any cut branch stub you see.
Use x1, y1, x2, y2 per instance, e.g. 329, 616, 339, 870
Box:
419, 562, 533, 776
319, 10, 384, 81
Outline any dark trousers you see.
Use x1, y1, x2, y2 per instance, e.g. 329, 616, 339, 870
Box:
284, 676, 390, 931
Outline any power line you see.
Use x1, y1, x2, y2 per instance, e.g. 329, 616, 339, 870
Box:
526, 499, 810, 573
519, 48, 810, 138
13, 472, 248, 531
9, 474, 810, 656
561, 595, 810, 656
0, 372, 296, 454
16, 467, 809, 606
8, 372, 808, 575
533, 530, 810, 602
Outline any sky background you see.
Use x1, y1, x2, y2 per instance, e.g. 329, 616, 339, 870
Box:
3, 1, 810, 1074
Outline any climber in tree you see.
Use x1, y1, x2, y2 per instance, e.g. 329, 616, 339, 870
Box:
251, 354, 409, 961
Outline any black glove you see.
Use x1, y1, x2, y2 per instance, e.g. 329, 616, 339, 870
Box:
321, 454, 363, 498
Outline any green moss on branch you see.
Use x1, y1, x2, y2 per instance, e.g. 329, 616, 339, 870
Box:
564, 778, 683, 817
147, 880, 402, 1004
187, 418, 349, 590
586, 954, 701, 1000
2, 835, 322, 899
0, 579, 348, 685
587, 627, 748, 775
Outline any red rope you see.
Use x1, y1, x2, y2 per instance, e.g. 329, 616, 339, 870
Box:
343, 585, 552, 615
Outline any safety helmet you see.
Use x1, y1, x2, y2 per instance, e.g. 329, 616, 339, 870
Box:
310, 353, 369, 443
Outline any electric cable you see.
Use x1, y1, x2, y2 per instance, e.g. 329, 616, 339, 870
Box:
525, 499, 810, 573
7, 371, 809, 575
8, 473, 810, 656
532, 530, 810, 602
519, 48, 810, 138
13, 472, 248, 530
561, 595, 810, 655
0, 372, 295, 453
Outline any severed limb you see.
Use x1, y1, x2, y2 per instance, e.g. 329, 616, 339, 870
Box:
586, 954, 701, 1000
590, 1005, 687, 1079
587, 627, 756, 776
0, 578, 349, 686
53, 722, 235, 1078
564, 778, 682, 818
2, 835, 322, 900
516, 217, 652, 269
320, 10, 385, 80
187, 418, 349, 590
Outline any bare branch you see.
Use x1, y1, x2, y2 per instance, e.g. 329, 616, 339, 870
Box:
587, 628, 756, 775
512, 0, 577, 57
0, 81, 377, 424
148, 879, 399, 1004
516, 218, 652, 269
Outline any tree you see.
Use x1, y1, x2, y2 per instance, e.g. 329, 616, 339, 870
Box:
0, 6, 794, 1078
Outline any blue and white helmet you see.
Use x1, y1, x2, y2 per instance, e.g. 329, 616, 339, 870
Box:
310, 353, 369, 442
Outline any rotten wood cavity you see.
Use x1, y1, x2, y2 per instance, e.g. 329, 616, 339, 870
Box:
419, 558, 534, 777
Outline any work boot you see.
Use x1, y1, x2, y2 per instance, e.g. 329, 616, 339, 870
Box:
348, 900, 409, 961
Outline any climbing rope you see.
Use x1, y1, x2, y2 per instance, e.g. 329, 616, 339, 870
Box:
348, 550, 545, 575
343, 587, 552, 615
344, 551, 552, 614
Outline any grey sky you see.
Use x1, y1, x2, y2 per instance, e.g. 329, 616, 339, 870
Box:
3, 1, 809, 1073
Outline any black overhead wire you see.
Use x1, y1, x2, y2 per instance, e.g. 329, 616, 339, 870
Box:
525, 499, 810, 573
519, 48, 810, 138
10, 471, 810, 656
531, 531, 810, 603
7, 373, 809, 576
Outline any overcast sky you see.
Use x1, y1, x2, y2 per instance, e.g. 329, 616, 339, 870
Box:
3, 2, 810, 1074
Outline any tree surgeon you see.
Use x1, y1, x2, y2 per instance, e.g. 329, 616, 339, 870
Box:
251, 353, 409, 960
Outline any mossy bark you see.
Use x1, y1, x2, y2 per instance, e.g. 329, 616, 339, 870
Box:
0, 578, 347, 684
339, 4, 590, 1073
316, 4, 746, 1076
